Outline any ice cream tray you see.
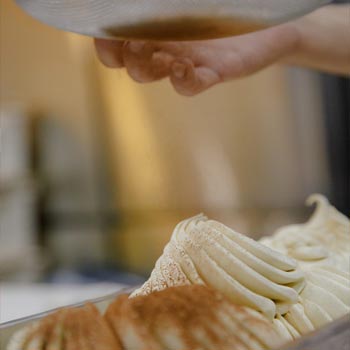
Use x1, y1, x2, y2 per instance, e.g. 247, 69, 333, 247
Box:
1, 286, 349, 350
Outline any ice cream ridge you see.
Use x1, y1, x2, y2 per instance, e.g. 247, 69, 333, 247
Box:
132, 215, 305, 320
132, 194, 350, 339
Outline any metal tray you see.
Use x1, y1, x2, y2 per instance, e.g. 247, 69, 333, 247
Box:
1, 286, 349, 350
15, 0, 331, 40
281, 315, 350, 350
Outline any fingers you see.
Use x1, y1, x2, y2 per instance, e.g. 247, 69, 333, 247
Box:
123, 42, 174, 83
94, 38, 124, 68
95, 39, 176, 83
94, 39, 221, 95
94, 24, 298, 96
170, 59, 221, 96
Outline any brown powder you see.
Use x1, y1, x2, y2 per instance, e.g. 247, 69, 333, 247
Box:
21, 304, 121, 350
16, 285, 279, 350
105, 285, 267, 349
104, 16, 267, 41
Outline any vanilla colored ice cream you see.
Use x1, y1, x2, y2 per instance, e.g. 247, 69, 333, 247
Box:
133, 194, 349, 336
132, 214, 305, 320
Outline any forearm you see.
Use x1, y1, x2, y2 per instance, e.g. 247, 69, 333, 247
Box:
285, 4, 350, 75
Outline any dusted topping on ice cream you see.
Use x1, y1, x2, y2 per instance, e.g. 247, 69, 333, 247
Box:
8, 285, 288, 350
7, 304, 121, 350
106, 285, 287, 350
132, 214, 304, 320
260, 195, 350, 271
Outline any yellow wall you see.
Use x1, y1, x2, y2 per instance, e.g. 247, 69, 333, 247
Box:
0, 0, 100, 145
97, 63, 303, 212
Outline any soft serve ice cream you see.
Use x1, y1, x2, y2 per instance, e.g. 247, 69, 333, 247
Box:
266, 196, 349, 340
260, 194, 349, 271
133, 194, 349, 339
260, 195, 350, 337
132, 214, 305, 320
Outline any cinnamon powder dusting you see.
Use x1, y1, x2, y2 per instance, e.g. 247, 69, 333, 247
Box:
104, 16, 266, 41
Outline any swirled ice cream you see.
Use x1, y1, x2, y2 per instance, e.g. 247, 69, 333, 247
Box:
261, 195, 350, 339
133, 194, 349, 334
273, 263, 350, 338
132, 214, 305, 320
260, 194, 350, 271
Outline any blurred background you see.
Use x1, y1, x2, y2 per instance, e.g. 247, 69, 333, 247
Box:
0, 0, 348, 321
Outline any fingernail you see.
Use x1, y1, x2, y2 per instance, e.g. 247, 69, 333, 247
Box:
129, 41, 144, 54
172, 62, 187, 79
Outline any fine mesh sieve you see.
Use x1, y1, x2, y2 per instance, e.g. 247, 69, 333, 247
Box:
15, 0, 331, 40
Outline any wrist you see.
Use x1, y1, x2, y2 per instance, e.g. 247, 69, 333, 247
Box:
280, 5, 350, 75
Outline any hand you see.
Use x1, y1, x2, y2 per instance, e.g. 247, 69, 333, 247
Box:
94, 5, 349, 96
95, 23, 299, 96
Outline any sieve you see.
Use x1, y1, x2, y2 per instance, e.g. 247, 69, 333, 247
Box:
15, 0, 331, 41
